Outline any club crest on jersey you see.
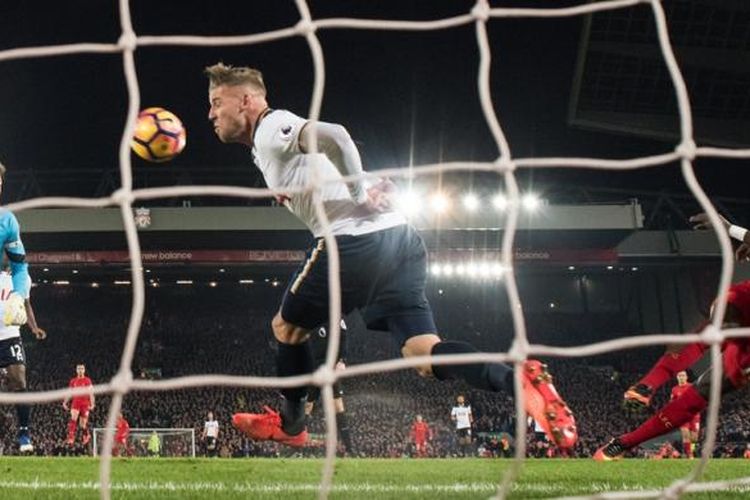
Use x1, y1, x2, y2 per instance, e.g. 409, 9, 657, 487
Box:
280, 124, 294, 141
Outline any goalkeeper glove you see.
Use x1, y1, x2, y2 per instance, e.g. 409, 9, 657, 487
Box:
3, 293, 28, 327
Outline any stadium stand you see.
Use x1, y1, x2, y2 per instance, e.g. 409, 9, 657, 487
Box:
2, 285, 748, 459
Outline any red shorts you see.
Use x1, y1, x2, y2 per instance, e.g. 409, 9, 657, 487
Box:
722, 338, 750, 388
71, 400, 91, 418
680, 414, 701, 433
415, 440, 426, 449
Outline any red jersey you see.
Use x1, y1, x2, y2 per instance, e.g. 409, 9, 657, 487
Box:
671, 382, 693, 400
672, 382, 701, 429
115, 417, 130, 442
69, 376, 93, 405
411, 421, 431, 443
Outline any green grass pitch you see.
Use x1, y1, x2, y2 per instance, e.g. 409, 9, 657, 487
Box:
0, 457, 748, 499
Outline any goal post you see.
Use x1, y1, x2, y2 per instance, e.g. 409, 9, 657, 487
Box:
92, 427, 196, 458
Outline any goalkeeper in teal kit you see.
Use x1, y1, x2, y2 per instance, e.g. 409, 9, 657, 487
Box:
0, 162, 46, 453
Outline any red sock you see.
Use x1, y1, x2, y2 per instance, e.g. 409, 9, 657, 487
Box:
620, 385, 707, 448
639, 342, 708, 390
67, 419, 77, 441
683, 440, 693, 458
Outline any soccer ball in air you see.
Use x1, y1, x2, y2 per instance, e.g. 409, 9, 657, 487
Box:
131, 107, 187, 162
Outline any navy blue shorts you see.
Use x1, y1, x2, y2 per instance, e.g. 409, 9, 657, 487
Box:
281, 224, 437, 345
0, 337, 26, 368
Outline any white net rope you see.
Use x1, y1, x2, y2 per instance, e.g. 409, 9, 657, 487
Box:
0, 1, 749, 499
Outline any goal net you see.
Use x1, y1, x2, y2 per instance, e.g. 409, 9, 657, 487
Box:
92, 428, 196, 458
1, 1, 750, 499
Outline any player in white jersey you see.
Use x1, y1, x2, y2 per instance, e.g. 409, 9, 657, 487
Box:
201, 411, 219, 457
450, 395, 473, 456
0, 162, 45, 453
205, 63, 577, 450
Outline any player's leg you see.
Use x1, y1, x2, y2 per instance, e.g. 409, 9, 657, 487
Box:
596, 350, 740, 461
376, 226, 516, 393
370, 225, 576, 447
397, 330, 578, 448
304, 385, 318, 419
679, 426, 693, 458
401, 332, 514, 392
271, 238, 353, 439
462, 431, 474, 457
232, 240, 330, 444
232, 237, 361, 446
272, 314, 317, 436
690, 424, 700, 458
79, 409, 91, 445
457, 432, 465, 457
5, 361, 33, 452
333, 389, 354, 455
623, 303, 740, 411
229, 313, 315, 444
67, 407, 80, 444
623, 329, 708, 411
304, 350, 325, 421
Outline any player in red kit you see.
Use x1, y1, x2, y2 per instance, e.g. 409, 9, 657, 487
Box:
410, 414, 432, 458
113, 412, 130, 457
671, 371, 701, 458
63, 363, 95, 446
596, 214, 750, 461
596, 279, 750, 460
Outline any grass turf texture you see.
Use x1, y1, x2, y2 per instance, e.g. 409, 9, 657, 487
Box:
0, 458, 748, 499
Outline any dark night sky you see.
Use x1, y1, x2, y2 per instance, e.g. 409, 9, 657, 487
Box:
0, 1, 747, 208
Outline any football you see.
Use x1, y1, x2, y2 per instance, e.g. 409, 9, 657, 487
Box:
131, 107, 187, 162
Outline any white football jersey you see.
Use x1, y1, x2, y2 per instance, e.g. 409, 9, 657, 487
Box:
252, 109, 406, 237
204, 419, 219, 438
0, 271, 21, 341
451, 405, 472, 430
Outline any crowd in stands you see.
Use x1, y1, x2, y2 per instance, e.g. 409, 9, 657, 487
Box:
1, 285, 749, 459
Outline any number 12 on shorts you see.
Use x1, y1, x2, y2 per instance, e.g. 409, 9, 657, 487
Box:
10, 344, 23, 362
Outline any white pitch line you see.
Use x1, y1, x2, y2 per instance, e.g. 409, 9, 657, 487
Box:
0, 480, 665, 495
4, 478, 750, 497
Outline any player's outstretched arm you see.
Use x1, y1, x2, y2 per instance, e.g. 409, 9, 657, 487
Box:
3, 212, 31, 299
690, 212, 750, 247
689, 212, 731, 232
299, 121, 368, 204
623, 213, 750, 411
24, 298, 46, 340
0, 212, 30, 327
736, 243, 750, 262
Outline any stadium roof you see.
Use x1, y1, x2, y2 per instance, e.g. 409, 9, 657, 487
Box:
570, 0, 750, 146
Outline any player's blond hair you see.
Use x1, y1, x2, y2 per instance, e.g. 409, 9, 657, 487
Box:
204, 62, 266, 96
